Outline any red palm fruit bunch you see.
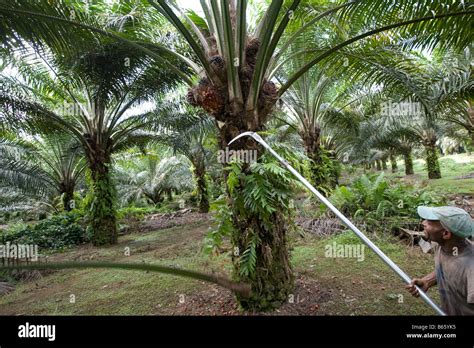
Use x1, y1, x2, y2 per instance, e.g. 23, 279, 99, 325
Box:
186, 77, 225, 115
186, 34, 278, 120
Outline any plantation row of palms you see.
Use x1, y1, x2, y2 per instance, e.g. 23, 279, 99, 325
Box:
0, 0, 472, 311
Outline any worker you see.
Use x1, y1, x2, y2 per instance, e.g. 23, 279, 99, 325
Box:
406, 206, 474, 315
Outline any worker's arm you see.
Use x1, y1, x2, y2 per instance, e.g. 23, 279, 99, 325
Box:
405, 271, 437, 297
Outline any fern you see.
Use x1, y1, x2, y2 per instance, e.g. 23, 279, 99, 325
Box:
239, 233, 258, 278
325, 173, 446, 232
226, 154, 296, 229
226, 163, 241, 196
203, 195, 234, 255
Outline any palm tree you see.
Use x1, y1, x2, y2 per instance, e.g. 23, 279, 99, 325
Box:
365, 119, 418, 175
276, 6, 449, 188
339, 49, 470, 180
152, 100, 217, 213
0, 0, 472, 310
374, 95, 443, 179
460, 100, 474, 147
148, 1, 472, 310
115, 150, 194, 206
427, 48, 473, 147
279, 67, 340, 193
0, 137, 52, 214
0, 134, 85, 211
381, 48, 473, 179
278, 46, 425, 191
0, 41, 181, 245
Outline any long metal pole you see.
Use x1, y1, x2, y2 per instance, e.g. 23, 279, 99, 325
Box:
229, 132, 445, 316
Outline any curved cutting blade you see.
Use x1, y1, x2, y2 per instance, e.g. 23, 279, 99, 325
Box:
228, 131, 265, 146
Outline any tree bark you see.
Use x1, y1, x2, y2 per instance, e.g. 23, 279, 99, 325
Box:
390, 154, 398, 173
193, 164, 209, 213
220, 120, 293, 312
467, 103, 474, 150
89, 164, 117, 245
85, 136, 117, 246
302, 128, 321, 183
375, 160, 382, 171
403, 150, 414, 175
425, 144, 442, 179
186, 38, 293, 311
60, 183, 74, 212
467, 128, 474, 155
301, 127, 334, 194
327, 149, 340, 189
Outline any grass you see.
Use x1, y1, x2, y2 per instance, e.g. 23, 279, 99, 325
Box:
291, 231, 440, 315
342, 153, 474, 195
0, 220, 213, 315
0, 220, 440, 315
2, 153, 470, 315
411, 154, 474, 194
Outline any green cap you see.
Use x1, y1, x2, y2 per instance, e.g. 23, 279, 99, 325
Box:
417, 206, 474, 238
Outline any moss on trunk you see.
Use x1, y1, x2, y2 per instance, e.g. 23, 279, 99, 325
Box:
403, 151, 414, 175
231, 210, 294, 311
308, 151, 330, 194
302, 130, 336, 195
186, 35, 293, 311
88, 167, 117, 246
193, 165, 209, 213
328, 151, 340, 188
425, 145, 441, 179
220, 122, 294, 312
85, 137, 117, 246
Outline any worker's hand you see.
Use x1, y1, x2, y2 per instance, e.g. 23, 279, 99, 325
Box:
405, 278, 430, 297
